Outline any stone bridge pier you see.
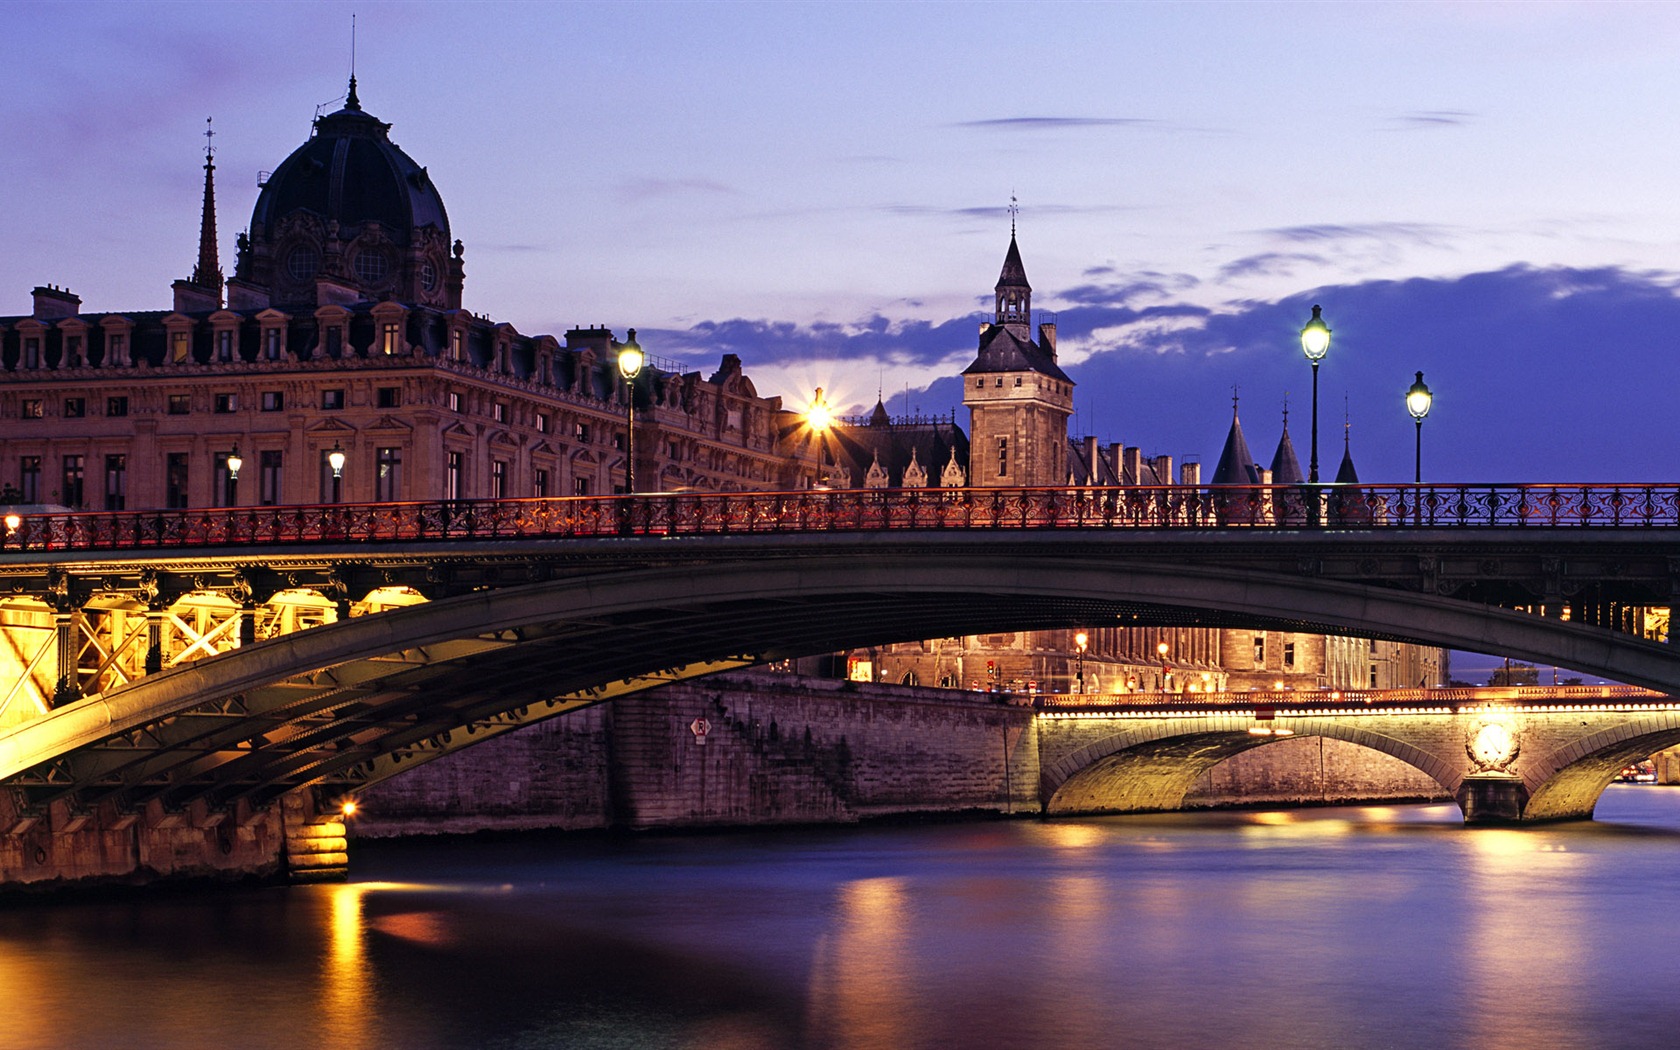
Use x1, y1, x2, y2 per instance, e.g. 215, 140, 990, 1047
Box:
1036, 699, 1680, 824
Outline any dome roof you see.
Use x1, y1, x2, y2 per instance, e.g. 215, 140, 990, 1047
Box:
249, 79, 448, 247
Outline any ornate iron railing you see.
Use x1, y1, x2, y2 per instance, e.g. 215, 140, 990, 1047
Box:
4, 483, 1680, 553
1035, 683, 1667, 711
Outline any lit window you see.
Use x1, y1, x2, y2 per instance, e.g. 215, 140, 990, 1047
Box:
536, 412, 549, 433
493, 402, 507, 423
261, 391, 284, 412
171, 332, 190, 363
447, 391, 462, 413
380, 322, 401, 355
21, 399, 42, 419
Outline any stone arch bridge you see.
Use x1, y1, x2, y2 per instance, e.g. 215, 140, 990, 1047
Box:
0, 485, 1678, 885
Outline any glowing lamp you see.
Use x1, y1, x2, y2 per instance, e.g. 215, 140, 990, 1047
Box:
1406, 371, 1433, 422
2, 513, 19, 533
226, 444, 243, 482
340, 799, 358, 818
1074, 631, 1089, 652
616, 329, 644, 381
1299, 304, 1331, 363
807, 387, 833, 432
327, 442, 347, 479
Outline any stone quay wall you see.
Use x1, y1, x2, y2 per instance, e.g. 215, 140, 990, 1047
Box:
353, 675, 1444, 838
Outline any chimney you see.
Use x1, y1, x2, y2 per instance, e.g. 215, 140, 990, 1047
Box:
1122, 447, 1143, 486
1181, 462, 1202, 487
1152, 455, 1175, 486
1038, 321, 1057, 358
32, 285, 79, 319
1083, 436, 1100, 481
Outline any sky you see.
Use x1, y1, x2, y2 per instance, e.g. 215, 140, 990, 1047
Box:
5, 0, 1680, 483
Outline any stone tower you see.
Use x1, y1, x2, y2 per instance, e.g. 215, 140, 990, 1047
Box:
960, 232, 1073, 486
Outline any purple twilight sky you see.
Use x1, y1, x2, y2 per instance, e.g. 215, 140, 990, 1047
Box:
5, 1, 1680, 484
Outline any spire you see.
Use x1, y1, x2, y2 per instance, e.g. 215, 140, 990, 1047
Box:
1269, 400, 1305, 484
1335, 415, 1360, 484
345, 75, 361, 112
191, 117, 223, 296
994, 206, 1031, 328
1212, 396, 1262, 485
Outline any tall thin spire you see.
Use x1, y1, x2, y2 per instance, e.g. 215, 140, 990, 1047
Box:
191, 116, 223, 295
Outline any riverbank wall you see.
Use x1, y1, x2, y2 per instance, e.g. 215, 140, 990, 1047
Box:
352, 674, 1447, 838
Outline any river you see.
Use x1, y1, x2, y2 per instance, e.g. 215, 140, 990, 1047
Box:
3, 788, 1679, 1050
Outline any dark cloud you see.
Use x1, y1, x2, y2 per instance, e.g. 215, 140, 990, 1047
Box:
1260, 222, 1453, 247
650, 265, 1680, 486
1216, 252, 1328, 281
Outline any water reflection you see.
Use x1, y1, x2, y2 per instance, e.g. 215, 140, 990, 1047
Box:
1, 792, 1678, 1048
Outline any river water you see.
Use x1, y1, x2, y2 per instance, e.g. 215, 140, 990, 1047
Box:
4, 788, 1680, 1050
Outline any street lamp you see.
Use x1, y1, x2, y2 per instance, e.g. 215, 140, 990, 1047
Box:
617, 329, 644, 494
807, 387, 834, 487
1157, 640, 1171, 691
226, 443, 242, 506
1300, 305, 1331, 484
1405, 371, 1433, 484
1074, 631, 1089, 695
327, 440, 346, 504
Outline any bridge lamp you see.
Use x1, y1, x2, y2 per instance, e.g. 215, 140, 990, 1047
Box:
1300, 305, 1331, 484
806, 387, 835, 486
1405, 371, 1433, 485
2, 513, 19, 535
340, 799, 358, 818
617, 329, 644, 495
225, 444, 243, 508
327, 441, 347, 504
1074, 631, 1089, 694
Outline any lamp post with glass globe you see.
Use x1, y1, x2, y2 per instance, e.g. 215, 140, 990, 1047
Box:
1406, 371, 1433, 485
327, 441, 346, 504
1074, 631, 1089, 695
226, 444, 243, 507
806, 387, 834, 487
617, 329, 644, 495
1300, 305, 1331, 484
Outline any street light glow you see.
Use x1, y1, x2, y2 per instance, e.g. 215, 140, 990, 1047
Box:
1299, 304, 1331, 363
1406, 371, 1434, 421
807, 387, 833, 432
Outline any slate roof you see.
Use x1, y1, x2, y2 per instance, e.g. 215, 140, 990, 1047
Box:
961, 323, 1071, 381
1211, 408, 1263, 485
1269, 425, 1305, 484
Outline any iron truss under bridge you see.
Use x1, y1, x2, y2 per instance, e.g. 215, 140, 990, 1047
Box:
0, 482, 1677, 820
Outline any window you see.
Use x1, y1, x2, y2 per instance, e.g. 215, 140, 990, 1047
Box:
61, 455, 84, 508
534, 468, 549, 497
536, 412, 549, 434
1014, 376, 1022, 387
214, 393, 237, 414
445, 451, 463, 501
166, 453, 189, 508
107, 334, 125, 366
491, 460, 507, 499
21, 399, 42, 419
421, 261, 438, 292
287, 246, 319, 281
492, 402, 507, 423
259, 450, 283, 506
167, 394, 191, 415
321, 389, 344, 410
376, 387, 400, 409
326, 325, 343, 357
23, 339, 40, 369
212, 452, 235, 508
257, 446, 280, 503
216, 330, 234, 362
354, 252, 389, 285
1284, 642, 1297, 669
613, 432, 626, 452
107, 396, 128, 417
575, 422, 591, 443
1253, 635, 1266, 664
19, 456, 41, 503
264, 328, 281, 361
574, 476, 590, 496
451, 330, 464, 362
261, 391, 284, 412
996, 437, 1008, 478
376, 447, 402, 502
104, 454, 126, 511
171, 331, 190, 363
63, 398, 85, 419
380, 322, 401, 355
65, 336, 83, 367
447, 391, 462, 413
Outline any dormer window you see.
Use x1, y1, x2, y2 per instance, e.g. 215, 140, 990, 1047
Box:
23, 339, 39, 369
217, 330, 234, 362
171, 332, 189, 363
264, 328, 281, 360
380, 322, 401, 355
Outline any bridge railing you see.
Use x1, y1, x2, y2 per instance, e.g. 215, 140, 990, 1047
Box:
4, 483, 1680, 553
1035, 683, 1667, 710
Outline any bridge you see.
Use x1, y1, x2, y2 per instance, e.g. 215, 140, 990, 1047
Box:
1, 483, 1678, 886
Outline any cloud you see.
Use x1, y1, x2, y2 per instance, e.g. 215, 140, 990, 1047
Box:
648, 264, 1680, 486
1215, 252, 1329, 282
954, 116, 1156, 130
615, 177, 737, 203
1390, 110, 1477, 128
1259, 223, 1454, 247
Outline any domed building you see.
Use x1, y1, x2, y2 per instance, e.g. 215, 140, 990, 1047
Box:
230, 77, 461, 313
0, 79, 811, 512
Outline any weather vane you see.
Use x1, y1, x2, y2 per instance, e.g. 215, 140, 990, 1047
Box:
203, 116, 215, 160
1008, 192, 1018, 237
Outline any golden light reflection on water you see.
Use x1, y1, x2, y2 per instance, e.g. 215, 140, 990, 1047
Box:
805, 877, 913, 1049
1461, 828, 1586, 1050
320, 882, 376, 1050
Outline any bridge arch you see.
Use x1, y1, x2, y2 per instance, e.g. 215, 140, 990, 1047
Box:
6, 541, 1680, 810
1041, 719, 1460, 815
1519, 711, 1680, 821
